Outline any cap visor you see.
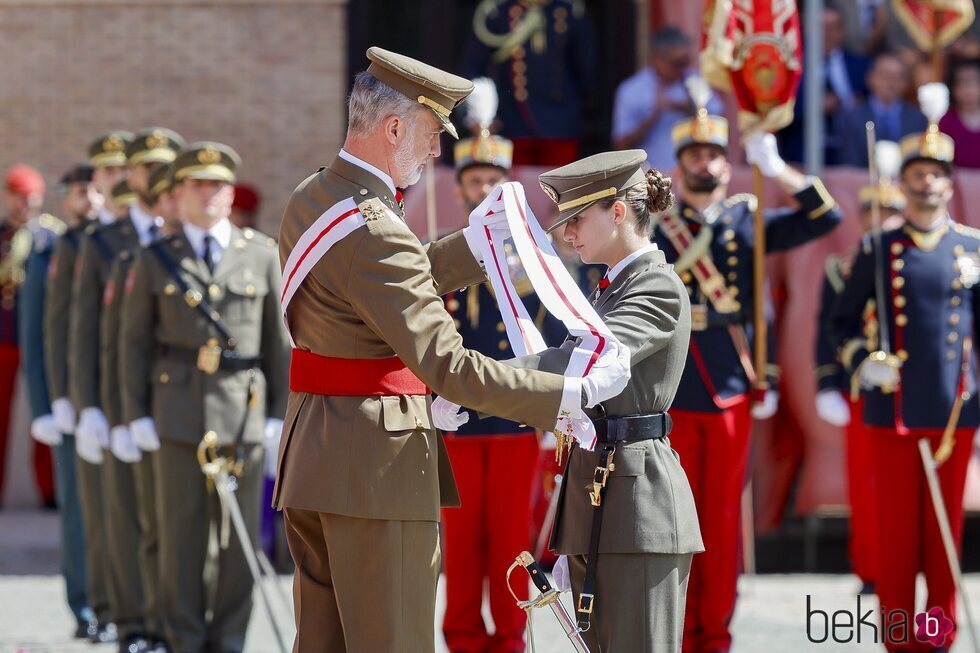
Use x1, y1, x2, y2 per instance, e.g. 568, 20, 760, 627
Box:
545, 203, 590, 234
434, 111, 459, 139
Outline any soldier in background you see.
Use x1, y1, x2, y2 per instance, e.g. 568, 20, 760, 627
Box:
441, 80, 567, 653
814, 142, 905, 597
230, 182, 261, 230
120, 142, 289, 653
0, 164, 56, 507
38, 164, 102, 638
657, 98, 841, 652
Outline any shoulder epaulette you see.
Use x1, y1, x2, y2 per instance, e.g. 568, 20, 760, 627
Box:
953, 223, 980, 242
38, 213, 66, 235
724, 193, 758, 212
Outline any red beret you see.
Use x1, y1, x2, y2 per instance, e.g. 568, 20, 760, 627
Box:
6, 164, 45, 197
232, 183, 260, 213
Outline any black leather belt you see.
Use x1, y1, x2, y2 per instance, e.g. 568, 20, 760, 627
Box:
158, 344, 260, 373
592, 411, 672, 443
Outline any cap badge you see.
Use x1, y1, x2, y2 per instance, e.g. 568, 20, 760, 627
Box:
146, 130, 168, 149
103, 135, 124, 152
198, 147, 221, 165
540, 182, 559, 204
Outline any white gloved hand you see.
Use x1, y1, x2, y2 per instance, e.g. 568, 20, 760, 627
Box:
751, 390, 779, 420
580, 346, 632, 407
554, 415, 597, 450
431, 396, 470, 432
816, 390, 851, 427
31, 415, 63, 446
263, 418, 284, 477
75, 408, 107, 464
51, 398, 76, 434
859, 357, 901, 390
553, 555, 571, 592
130, 417, 161, 452
110, 426, 142, 463
957, 254, 980, 289
744, 132, 787, 178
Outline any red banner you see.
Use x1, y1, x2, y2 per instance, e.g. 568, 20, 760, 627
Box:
702, 0, 803, 135
892, 0, 975, 52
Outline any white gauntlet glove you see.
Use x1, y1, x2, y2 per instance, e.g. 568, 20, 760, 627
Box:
815, 390, 851, 427
51, 398, 76, 434
745, 132, 787, 178
859, 353, 901, 390
75, 408, 110, 464
264, 418, 284, 477
130, 417, 161, 452
580, 346, 631, 407
751, 390, 779, 420
31, 415, 62, 446
110, 426, 142, 463
553, 555, 571, 592
431, 397, 470, 432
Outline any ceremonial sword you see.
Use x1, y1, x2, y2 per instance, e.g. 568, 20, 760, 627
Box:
506, 551, 590, 653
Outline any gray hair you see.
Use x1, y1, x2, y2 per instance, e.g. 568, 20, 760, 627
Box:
347, 71, 426, 136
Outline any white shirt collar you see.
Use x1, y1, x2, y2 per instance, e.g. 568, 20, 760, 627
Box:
606, 243, 659, 283
183, 218, 233, 259
129, 203, 163, 244
97, 207, 115, 225
338, 149, 397, 197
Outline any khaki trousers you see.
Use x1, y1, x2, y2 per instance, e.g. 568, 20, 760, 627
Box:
284, 508, 440, 653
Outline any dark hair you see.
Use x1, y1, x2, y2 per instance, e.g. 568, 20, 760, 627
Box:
947, 56, 980, 92
649, 27, 691, 55
598, 169, 673, 236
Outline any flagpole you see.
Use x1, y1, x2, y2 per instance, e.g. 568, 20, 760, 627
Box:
752, 164, 767, 403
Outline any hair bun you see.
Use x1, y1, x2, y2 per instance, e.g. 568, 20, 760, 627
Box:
645, 168, 674, 213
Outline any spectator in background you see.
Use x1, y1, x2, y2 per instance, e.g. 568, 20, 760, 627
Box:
230, 182, 260, 230
837, 53, 926, 167
611, 26, 723, 170
779, 5, 870, 164
940, 58, 980, 169
833, 0, 888, 55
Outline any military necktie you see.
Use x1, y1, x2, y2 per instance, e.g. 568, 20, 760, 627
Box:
203, 234, 216, 273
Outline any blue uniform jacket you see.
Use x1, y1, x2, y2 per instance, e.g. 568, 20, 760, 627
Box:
654, 181, 841, 412
831, 221, 980, 431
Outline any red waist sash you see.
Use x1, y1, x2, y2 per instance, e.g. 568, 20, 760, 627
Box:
289, 350, 429, 396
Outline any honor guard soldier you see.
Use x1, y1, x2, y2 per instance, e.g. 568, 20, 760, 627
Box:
831, 86, 977, 653
276, 47, 628, 653
47, 139, 125, 643
656, 98, 841, 652
120, 142, 290, 653
814, 141, 906, 596
39, 164, 103, 638
441, 79, 566, 653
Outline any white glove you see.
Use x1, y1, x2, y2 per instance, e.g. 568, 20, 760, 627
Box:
431, 396, 470, 432
51, 398, 76, 434
958, 255, 980, 289
859, 357, 901, 390
751, 390, 779, 420
75, 408, 107, 464
263, 418, 284, 477
554, 415, 597, 450
553, 555, 571, 592
31, 415, 63, 446
110, 426, 142, 463
745, 132, 787, 178
580, 346, 632, 407
816, 390, 851, 427
130, 417, 161, 452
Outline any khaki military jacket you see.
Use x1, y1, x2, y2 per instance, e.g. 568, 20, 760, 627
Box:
119, 225, 289, 446
511, 249, 704, 555
274, 154, 568, 522
44, 223, 86, 402
69, 218, 139, 410
101, 252, 136, 427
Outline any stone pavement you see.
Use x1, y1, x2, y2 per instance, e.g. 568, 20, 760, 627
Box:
2, 509, 980, 652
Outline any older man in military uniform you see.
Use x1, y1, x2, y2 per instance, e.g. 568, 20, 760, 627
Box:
120, 142, 289, 653
831, 115, 977, 653
657, 107, 841, 653
276, 47, 628, 653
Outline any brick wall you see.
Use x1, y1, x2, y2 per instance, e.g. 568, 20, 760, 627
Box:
0, 0, 348, 236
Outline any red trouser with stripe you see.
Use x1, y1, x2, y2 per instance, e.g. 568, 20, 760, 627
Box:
441, 434, 539, 653
870, 427, 973, 653
845, 397, 878, 586
0, 345, 54, 504
671, 402, 752, 653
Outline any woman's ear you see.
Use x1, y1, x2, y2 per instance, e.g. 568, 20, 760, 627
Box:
612, 199, 628, 225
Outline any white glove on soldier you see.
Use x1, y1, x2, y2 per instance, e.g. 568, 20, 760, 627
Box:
745, 132, 787, 178
431, 397, 470, 432
76, 408, 109, 464
51, 398, 75, 434
553, 555, 571, 592
263, 418, 284, 477
816, 390, 851, 427
130, 417, 161, 452
580, 346, 632, 407
859, 357, 901, 390
110, 426, 142, 463
31, 415, 63, 446
751, 390, 779, 420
